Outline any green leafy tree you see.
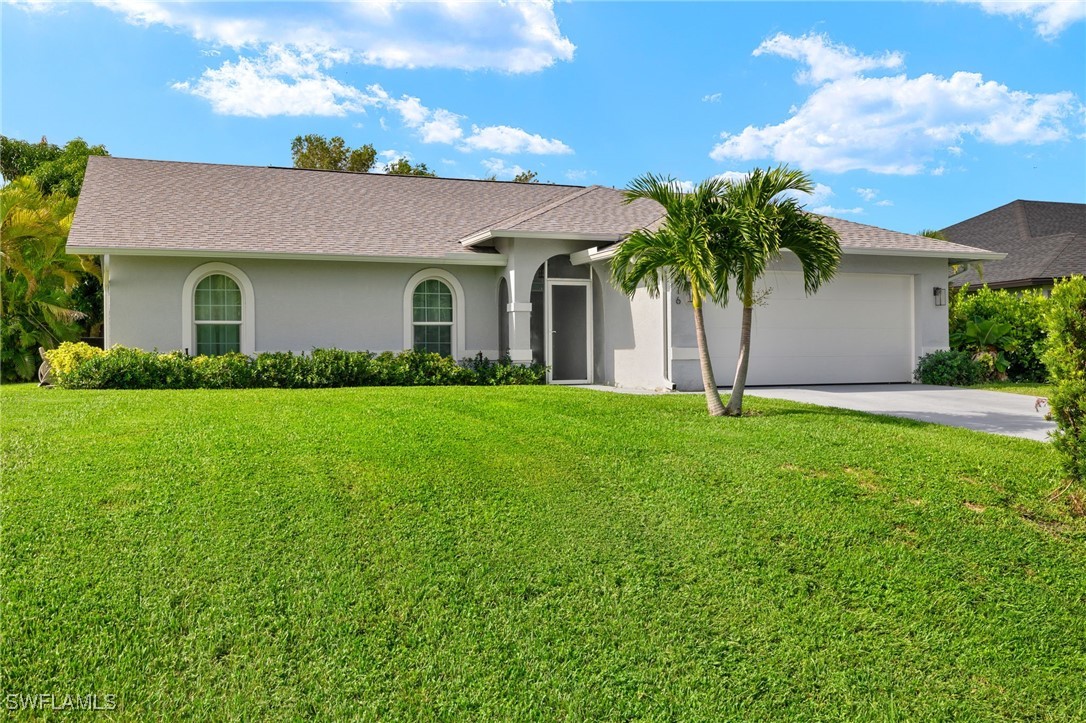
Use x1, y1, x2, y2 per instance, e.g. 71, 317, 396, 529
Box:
1, 135, 59, 181
1, 136, 109, 197
513, 170, 539, 183
715, 166, 842, 416
1, 178, 98, 380
291, 135, 377, 173
611, 174, 736, 416
385, 158, 436, 177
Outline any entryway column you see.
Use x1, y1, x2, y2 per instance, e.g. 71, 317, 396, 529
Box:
505, 261, 535, 365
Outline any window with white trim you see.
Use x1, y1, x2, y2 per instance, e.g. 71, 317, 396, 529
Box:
194, 274, 242, 355
412, 279, 453, 356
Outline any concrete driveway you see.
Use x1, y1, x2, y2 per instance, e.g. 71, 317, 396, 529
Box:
749, 384, 1054, 441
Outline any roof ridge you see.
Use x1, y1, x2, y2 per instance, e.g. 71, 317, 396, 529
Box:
91, 156, 589, 188
455, 185, 599, 243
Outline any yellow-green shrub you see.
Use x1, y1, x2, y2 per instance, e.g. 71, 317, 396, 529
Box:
42, 341, 105, 379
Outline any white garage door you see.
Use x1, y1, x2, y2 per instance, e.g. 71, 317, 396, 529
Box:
702, 271, 914, 386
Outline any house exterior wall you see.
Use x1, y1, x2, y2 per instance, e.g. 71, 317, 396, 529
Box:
106, 255, 502, 356
589, 263, 670, 389
668, 254, 950, 390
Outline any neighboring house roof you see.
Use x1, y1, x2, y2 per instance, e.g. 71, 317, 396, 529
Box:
69, 157, 999, 264
940, 200, 1085, 288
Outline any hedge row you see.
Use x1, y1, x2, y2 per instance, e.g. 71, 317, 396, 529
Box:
43, 343, 547, 389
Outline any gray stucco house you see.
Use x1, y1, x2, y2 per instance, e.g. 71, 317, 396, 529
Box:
67, 157, 1001, 390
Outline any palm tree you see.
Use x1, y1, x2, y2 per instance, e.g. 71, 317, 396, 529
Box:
611, 174, 742, 416
714, 166, 842, 416
1, 177, 97, 380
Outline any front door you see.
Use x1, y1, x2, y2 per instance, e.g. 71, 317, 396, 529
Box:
546, 280, 592, 384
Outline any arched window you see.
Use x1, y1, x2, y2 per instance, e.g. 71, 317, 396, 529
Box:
182, 262, 255, 356
194, 274, 242, 355
403, 269, 465, 359
412, 279, 453, 356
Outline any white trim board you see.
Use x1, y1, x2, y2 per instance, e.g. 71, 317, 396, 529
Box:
65, 247, 508, 267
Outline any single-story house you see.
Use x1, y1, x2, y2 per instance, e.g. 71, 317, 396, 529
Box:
941, 199, 1085, 292
67, 157, 1002, 390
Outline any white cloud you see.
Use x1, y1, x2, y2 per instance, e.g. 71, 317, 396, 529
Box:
565, 169, 596, 182
173, 52, 570, 154
419, 109, 465, 144
702, 92, 722, 103
754, 32, 903, 84
461, 125, 573, 155
931, 164, 947, 176
876, 199, 894, 207
812, 205, 863, 216
710, 33, 1082, 175
854, 187, 879, 201
171, 46, 381, 117
90, 0, 575, 73
958, 0, 1086, 39
481, 158, 527, 180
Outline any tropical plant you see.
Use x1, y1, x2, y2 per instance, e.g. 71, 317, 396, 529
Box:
611, 174, 735, 415
951, 316, 1017, 380
714, 166, 842, 416
951, 285, 1048, 381
1, 178, 97, 381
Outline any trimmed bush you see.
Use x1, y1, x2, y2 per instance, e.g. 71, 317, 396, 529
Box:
45, 346, 548, 390
913, 349, 985, 386
1042, 276, 1086, 486
951, 285, 1049, 381
41, 341, 105, 376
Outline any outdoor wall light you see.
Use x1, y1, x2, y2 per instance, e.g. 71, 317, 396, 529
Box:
933, 286, 947, 307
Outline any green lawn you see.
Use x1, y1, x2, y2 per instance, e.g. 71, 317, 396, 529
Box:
2, 385, 1083, 720
968, 381, 1055, 397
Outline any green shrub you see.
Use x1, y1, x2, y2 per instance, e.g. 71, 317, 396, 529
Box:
951, 285, 1049, 381
1042, 276, 1086, 486
463, 353, 548, 386
1047, 380, 1086, 485
42, 341, 105, 376
913, 349, 985, 386
49, 347, 548, 390
191, 353, 255, 389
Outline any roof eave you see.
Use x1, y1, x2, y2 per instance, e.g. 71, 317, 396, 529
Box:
460, 229, 626, 247
66, 246, 509, 267
571, 244, 1007, 266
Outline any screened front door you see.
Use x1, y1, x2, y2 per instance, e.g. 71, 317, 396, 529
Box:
546, 280, 592, 384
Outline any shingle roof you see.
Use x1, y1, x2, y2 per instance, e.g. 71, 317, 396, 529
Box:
69, 157, 999, 262
69, 157, 578, 260
941, 200, 1085, 287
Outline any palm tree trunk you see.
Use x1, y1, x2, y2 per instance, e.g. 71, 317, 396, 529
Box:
691, 294, 726, 417
725, 276, 754, 417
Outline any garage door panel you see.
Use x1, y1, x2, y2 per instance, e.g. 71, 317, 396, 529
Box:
701, 272, 914, 385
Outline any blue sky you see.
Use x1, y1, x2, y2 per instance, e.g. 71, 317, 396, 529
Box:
3, 0, 1084, 232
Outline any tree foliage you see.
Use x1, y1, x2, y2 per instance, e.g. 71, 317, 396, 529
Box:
611, 174, 732, 416
1042, 276, 1086, 488
714, 166, 842, 415
290, 135, 377, 173
1, 135, 109, 197
385, 158, 436, 177
1, 178, 99, 381
513, 170, 539, 183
